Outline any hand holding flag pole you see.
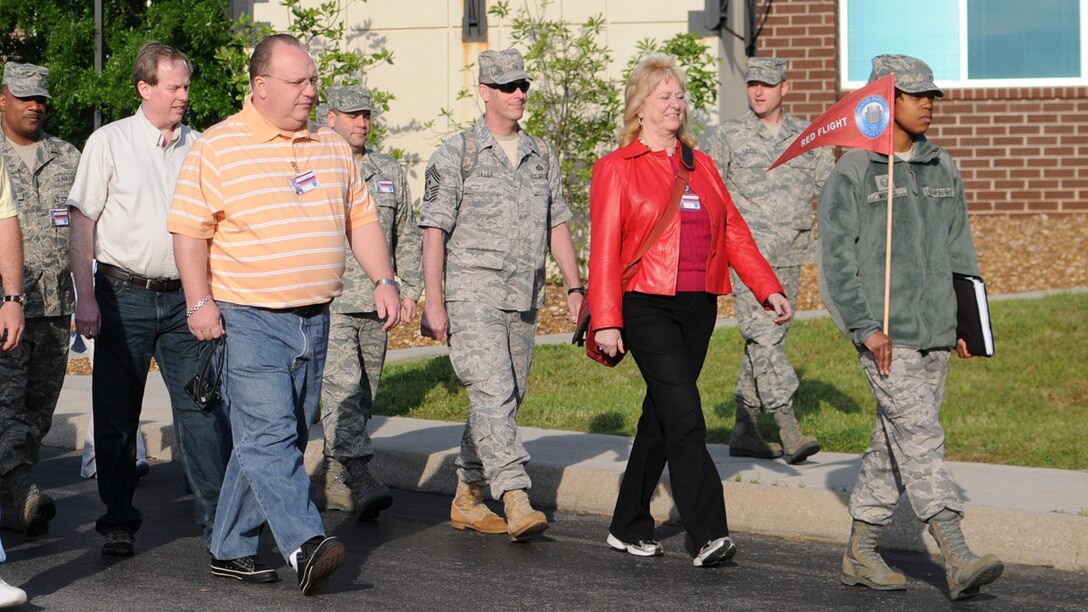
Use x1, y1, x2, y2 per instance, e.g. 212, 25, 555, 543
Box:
767, 74, 897, 333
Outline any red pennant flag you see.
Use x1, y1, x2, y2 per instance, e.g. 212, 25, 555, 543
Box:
768, 74, 896, 171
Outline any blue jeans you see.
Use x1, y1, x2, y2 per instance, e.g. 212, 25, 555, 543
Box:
210, 302, 330, 562
92, 274, 230, 542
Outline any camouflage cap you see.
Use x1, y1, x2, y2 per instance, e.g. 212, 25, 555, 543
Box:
868, 54, 943, 97
326, 85, 380, 115
746, 57, 787, 85
2, 62, 51, 99
478, 49, 531, 85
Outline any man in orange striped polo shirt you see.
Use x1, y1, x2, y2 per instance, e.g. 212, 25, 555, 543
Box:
168, 34, 400, 596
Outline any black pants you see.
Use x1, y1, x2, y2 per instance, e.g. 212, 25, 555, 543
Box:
609, 291, 727, 551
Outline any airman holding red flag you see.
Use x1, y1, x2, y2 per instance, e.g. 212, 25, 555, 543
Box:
818, 54, 1004, 601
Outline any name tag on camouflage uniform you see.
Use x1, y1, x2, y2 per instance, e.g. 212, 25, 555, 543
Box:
375, 178, 395, 193
49, 207, 70, 227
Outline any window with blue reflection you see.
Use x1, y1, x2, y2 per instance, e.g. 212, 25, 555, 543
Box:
846, 0, 961, 82
968, 0, 1081, 79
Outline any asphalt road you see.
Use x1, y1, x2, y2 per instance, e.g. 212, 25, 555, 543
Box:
2, 450, 1084, 611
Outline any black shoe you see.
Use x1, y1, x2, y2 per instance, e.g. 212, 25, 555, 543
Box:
211, 556, 280, 583
102, 530, 135, 556
297, 536, 345, 596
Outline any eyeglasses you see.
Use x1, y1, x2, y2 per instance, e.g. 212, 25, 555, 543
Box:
261, 74, 319, 91
485, 80, 530, 94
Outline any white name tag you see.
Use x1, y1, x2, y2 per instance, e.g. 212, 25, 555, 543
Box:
375, 178, 395, 193
50, 207, 70, 227
681, 193, 701, 210
290, 170, 319, 195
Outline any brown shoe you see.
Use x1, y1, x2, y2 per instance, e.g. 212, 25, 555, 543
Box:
450, 480, 506, 534
502, 489, 548, 542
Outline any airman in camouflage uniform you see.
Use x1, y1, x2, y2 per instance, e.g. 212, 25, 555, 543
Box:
419, 49, 584, 542
711, 57, 832, 464
821, 55, 1003, 599
0, 62, 79, 536
313, 86, 423, 521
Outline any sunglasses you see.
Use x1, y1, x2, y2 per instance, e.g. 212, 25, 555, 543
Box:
486, 80, 531, 94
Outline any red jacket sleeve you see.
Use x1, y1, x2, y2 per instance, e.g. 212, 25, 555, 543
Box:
588, 155, 626, 331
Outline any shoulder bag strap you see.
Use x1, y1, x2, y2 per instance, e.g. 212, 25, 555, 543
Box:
620, 142, 695, 285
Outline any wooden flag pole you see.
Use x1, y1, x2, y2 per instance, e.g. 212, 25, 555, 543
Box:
882, 127, 895, 334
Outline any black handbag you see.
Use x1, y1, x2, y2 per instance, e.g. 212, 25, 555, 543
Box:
185, 335, 226, 413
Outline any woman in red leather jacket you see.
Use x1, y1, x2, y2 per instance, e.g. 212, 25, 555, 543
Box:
589, 55, 793, 567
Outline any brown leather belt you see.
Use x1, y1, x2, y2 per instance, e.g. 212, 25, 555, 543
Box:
97, 262, 182, 292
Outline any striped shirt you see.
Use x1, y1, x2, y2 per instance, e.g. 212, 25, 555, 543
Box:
168, 99, 377, 308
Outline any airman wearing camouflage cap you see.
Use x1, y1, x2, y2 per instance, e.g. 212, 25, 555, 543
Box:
478, 48, 532, 84
820, 53, 1004, 600
0, 59, 80, 537
711, 55, 830, 465
869, 53, 944, 96
745, 57, 787, 85
326, 85, 381, 115
313, 84, 421, 521
1, 62, 51, 99
420, 47, 582, 543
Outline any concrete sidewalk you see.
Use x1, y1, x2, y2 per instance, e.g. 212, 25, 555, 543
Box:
45, 361, 1088, 573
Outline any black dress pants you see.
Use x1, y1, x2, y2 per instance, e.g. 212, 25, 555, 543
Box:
608, 291, 727, 551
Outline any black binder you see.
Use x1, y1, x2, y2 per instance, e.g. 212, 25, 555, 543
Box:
953, 273, 995, 357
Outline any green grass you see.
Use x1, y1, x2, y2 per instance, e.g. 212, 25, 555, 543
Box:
376, 293, 1088, 471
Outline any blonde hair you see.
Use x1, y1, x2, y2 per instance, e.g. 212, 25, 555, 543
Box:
620, 54, 696, 148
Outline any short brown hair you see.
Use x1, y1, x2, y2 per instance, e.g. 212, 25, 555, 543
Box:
132, 42, 191, 92
249, 33, 306, 85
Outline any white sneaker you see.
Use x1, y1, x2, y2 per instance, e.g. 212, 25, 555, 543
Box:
0, 577, 27, 608
606, 533, 664, 557
693, 536, 736, 568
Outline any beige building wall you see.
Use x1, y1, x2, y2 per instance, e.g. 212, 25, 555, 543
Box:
255, 0, 720, 201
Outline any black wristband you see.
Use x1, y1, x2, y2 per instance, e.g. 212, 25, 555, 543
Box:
567, 286, 586, 295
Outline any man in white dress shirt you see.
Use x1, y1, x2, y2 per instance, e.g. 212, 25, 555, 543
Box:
67, 41, 229, 557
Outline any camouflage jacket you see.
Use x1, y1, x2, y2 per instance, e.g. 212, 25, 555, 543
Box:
712, 111, 833, 266
0, 130, 79, 318
334, 148, 423, 313
419, 117, 572, 311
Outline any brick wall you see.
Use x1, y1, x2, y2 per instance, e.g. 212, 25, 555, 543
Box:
754, 0, 1088, 214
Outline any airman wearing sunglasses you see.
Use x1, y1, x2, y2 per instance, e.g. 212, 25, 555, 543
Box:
419, 48, 584, 543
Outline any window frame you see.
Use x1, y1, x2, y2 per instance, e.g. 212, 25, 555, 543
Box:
839, 0, 1088, 90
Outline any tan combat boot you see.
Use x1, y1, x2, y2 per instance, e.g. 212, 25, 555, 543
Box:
728, 399, 783, 459
928, 509, 1004, 600
840, 519, 908, 590
772, 403, 821, 464
309, 458, 355, 513
502, 489, 549, 542
450, 480, 507, 534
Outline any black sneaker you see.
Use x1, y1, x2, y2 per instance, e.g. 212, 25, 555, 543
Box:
296, 536, 345, 596
102, 530, 135, 556
211, 556, 280, 583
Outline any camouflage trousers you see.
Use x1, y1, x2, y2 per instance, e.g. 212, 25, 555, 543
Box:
448, 301, 537, 500
849, 347, 963, 525
0, 316, 70, 478
320, 311, 387, 463
731, 266, 801, 411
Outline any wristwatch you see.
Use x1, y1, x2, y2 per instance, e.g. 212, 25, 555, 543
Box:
567, 286, 586, 296
376, 277, 401, 292
2, 294, 26, 305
